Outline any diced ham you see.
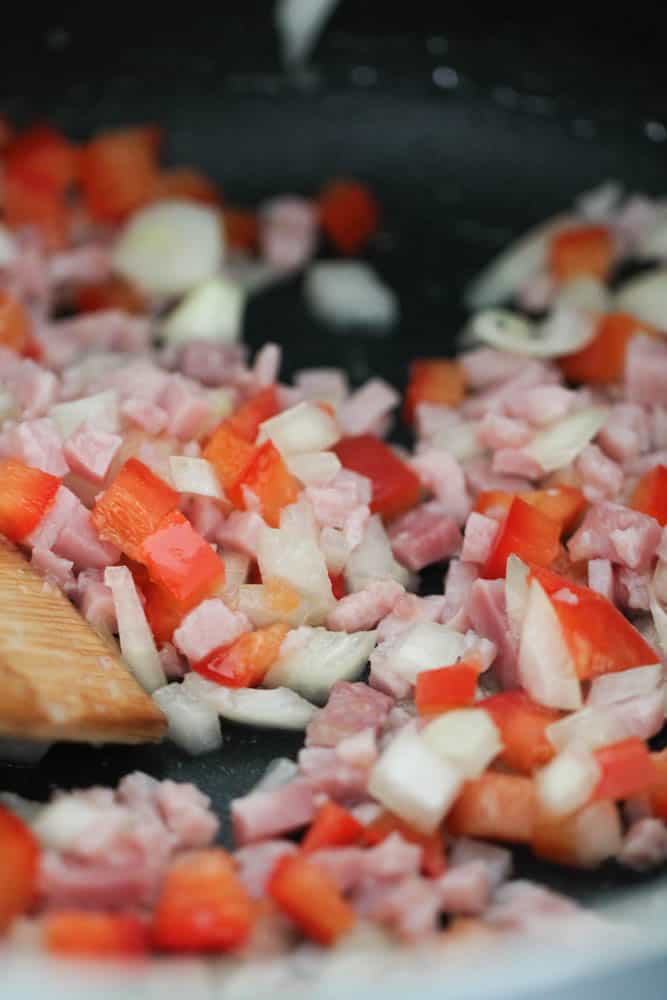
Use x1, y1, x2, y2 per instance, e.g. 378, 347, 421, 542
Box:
651, 407, 667, 451
411, 449, 471, 525
259, 196, 318, 273
159, 374, 210, 440
625, 450, 667, 479
50, 310, 151, 358
335, 727, 379, 769
506, 386, 576, 427
460, 349, 533, 390
617, 818, 667, 872
30, 547, 75, 592
173, 598, 251, 663
463, 457, 533, 498
568, 502, 661, 572
121, 398, 168, 435
52, 501, 120, 571
476, 413, 532, 449
216, 510, 264, 558
234, 840, 298, 899
64, 427, 121, 483
25, 485, 80, 550
152, 779, 220, 847
326, 579, 404, 632
388, 501, 462, 572
48, 244, 111, 287
307, 847, 368, 893
7, 417, 68, 476
376, 593, 447, 644
415, 403, 463, 442
441, 560, 479, 629
438, 861, 491, 916
461, 362, 561, 420
354, 875, 442, 941
467, 579, 519, 689
598, 404, 650, 463
77, 569, 116, 633
449, 837, 512, 891
615, 568, 651, 611
309, 833, 421, 895
484, 880, 581, 932
492, 448, 543, 481
587, 559, 614, 602
575, 444, 623, 503
231, 779, 316, 845
297, 746, 371, 803
182, 496, 226, 542
0, 355, 59, 419
338, 378, 400, 437
305, 681, 393, 748
170, 340, 247, 389
625, 336, 667, 406
461, 513, 499, 565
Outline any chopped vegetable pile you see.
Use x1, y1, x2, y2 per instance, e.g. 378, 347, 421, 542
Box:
2, 119, 667, 960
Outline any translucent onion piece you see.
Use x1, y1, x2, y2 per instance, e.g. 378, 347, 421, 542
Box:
104, 566, 166, 693
161, 276, 244, 345
523, 406, 608, 473
152, 682, 222, 755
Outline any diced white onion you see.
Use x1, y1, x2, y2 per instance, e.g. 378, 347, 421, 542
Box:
33, 798, 100, 850
168, 456, 223, 499
113, 200, 224, 297
50, 390, 119, 439
384, 622, 466, 687
575, 181, 623, 222
160, 276, 244, 345
649, 584, 667, 657
258, 401, 340, 455
104, 566, 166, 693
464, 214, 574, 309
535, 750, 600, 817
304, 261, 399, 329
637, 210, 667, 259
422, 709, 502, 779
287, 450, 341, 485
518, 579, 582, 710
368, 728, 464, 834
553, 277, 610, 313
345, 514, 412, 593
505, 555, 530, 643
153, 682, 222, 755
220, 552, 250, 601
184, 672, 316, 729
614, 267, 667, 328
319, 526, 350, 574
546, 706, 623, 752
524, 406, 608, 473
263, 626, 377, 704
236, 582, 311, 628
466, 306, 595, 360
252, 757, 300, 793
0, 222, 18, 267
275, 0, 340, 65
430, 420, 483, 462
588, 664, 663, 706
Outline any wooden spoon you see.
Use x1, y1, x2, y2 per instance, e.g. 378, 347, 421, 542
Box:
0, 537, 166, 744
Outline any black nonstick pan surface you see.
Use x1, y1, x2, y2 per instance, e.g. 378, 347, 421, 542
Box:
3, 6, 667, 995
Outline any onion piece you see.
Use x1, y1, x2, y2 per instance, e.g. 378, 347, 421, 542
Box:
236, 583, 311, 628
153, 682, 222, 755
637, 209, 667, 259
614, 268, 667, 329
535, 749, 600, 817
0, 222, 18, 267
258, 401, 340, 456
160, 276, 244, 345
275, 0, 340, 65
33, 797, 100, 849
505, 555, 530, 643
104, 566, 166, 693
50, 390, 119, 439
588, 664, 663, 706
464, 214, 574, 309
184, 672, 316, 729
649, 583, 667, 657
219, 552, 250, 601
286, 450, 341, 486
540, 800, 622, 868
368, 728, 464, 834
523, 406, 608, 473
252, 757, 300, 793
553, 277, 610, 313
382, 622, 467, 687
518, 579, 582, 710
430, 420, 483, 462
112, 199, 224, 297
304, 261, 399, 329
465, 306, 595, 360
422, 709, 502, 779
546, 706, 623, 752
168, 456, 223, 499
263, 626, 377, 704
345, 514, 412, 593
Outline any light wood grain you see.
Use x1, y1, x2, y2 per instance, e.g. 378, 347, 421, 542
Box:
0, 537, 166, 743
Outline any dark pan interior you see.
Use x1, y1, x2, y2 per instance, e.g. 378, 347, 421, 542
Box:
3, 5, 667, 906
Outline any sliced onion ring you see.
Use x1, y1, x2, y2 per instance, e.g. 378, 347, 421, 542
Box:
465, 305, 596, 360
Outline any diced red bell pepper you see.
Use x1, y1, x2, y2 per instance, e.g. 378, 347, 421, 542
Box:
649, 749, 667, 821
531, 801, 621, 868
334, 434, 421, 521
447, 772, 537, 844
230, 441, 301, 528
225, 386, 280, 443
530, 564, 660, 680
76, 276, 146, 316
43, 911, 148, 957
480, 691, 560, 774
474, 490, 515, 520
631, 464, 667, 527
522, 485, 587, 536
0, 806, 40, 933
152, 849, 254, 953
361, 811, 447, 877
142, 577, 196, 645
267, 854, 356, 946
329, 572, 346, 601
79, 125, 162, 223
141, 510, 225, 604
203, 423, 256, 493
548, 224, 614, 282
0, 459, 60, 542
0, 291, 31, 355
415, 662, 479, 715
403, 359, 467, 424
319, 179, 379, 255
151, 167, 221, 205
481, 497, 561, 579
6, 124, 77, 193
193, 622, 289, 687
3, 170, 70, 250
301, 802, 364, 853
593, 738, 655, 802
222, 208, 260, 252
92, 458, 179, 561
559, 312, 656, 385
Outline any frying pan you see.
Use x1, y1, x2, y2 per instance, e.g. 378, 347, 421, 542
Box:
4, 5, 667, 996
